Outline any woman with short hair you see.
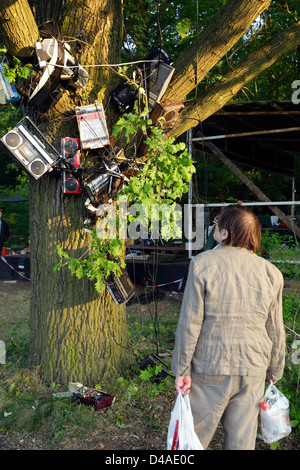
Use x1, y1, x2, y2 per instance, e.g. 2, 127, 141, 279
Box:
172, 204, 285, 450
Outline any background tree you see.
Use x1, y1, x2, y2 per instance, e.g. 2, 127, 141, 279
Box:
1, 0, 300, 386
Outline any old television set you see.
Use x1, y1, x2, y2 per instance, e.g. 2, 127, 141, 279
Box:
61, 137, 81, 194
0, 116, 60, 180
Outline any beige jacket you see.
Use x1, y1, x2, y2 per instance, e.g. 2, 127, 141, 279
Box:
171, 245, 285, 381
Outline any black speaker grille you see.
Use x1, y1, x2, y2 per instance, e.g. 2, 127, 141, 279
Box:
65, 178, 79, 192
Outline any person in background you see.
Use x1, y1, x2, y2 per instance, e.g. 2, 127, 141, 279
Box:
171, 204, 285, 450
0, 208, 10, 255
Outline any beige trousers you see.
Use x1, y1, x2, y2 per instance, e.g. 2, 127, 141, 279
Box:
189, 373, 266, 450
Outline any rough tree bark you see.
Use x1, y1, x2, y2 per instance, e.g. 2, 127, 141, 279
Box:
163, 0, 272, 102
170, 19, 300, 139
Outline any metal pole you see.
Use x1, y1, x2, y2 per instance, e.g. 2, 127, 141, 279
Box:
292, 177, 296, 219
192, 126, 300, 141
187, 129, 193, 259
193, 201, 300, 207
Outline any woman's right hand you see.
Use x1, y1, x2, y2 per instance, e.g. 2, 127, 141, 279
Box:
175, 375, 191, 395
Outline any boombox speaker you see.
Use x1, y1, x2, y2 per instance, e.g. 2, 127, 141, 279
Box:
0, 116, 60, 180
61, 137, 81, 194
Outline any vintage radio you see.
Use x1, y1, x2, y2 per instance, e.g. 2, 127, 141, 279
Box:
84, 162, 120, 204
150, 100, 184, 132
147, 62, 174, 110
61, 137, 81, 194
75, 103, 110, 150
0, 58, 21, 104
0, 116, 60, 180
17, 39, 64, 112
143, 47, 174, 109
104, 267, 135, 306
111, 81, 138, 111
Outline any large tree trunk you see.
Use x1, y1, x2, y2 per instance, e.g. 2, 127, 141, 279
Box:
29, 176, 129, 385
0, 0, 39, 56
1, 0, 128, 386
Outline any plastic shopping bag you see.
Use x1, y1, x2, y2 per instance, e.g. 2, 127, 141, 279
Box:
260, 382, 291, 444
167, 392, 204, 450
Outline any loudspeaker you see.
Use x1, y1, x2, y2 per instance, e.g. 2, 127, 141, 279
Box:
61, 137, 81, 194
150, 100, 184, 132
105, 268, 135, 306
111, 81, 138, 111
143, 47, 174, 109
0, 116, 59, 180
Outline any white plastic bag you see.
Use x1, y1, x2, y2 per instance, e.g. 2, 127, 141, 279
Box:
260, 382, 291, 444
167, 392, 204, 450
